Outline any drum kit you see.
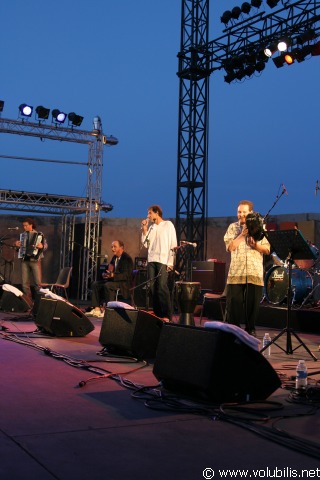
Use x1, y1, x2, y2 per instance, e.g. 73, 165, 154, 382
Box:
264, 243, 320, 308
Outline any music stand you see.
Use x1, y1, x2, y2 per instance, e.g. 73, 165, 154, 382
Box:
262, 229, 317, 361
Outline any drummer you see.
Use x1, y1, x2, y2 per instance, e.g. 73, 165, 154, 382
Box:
224, 200, 270, 337
141, 205, 177, 322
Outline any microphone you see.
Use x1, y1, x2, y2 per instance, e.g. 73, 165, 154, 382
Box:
282, 184, 288, 196
180, 241, 197, 247
8, 227, 19, 230
316, 180, 319, 197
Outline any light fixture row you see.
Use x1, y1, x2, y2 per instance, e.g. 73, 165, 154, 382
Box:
221, 0, 281, 26
223, 28, 319, 82
18, 103, 84, 127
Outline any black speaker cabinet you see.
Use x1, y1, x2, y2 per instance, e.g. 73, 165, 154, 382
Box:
153, 324, 281, 403
191, 261, 226, 293
99, 308, 164, 359
35, 298, 94, 337
0, 291, 31, 313
133, 270, 152, 308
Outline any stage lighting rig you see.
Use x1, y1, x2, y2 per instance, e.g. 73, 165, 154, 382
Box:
0, 100, 4, 113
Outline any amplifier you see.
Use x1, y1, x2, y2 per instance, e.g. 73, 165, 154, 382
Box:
191, 261, 225, 293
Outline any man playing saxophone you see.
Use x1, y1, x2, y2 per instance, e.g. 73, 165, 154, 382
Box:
14, 217, 48, 303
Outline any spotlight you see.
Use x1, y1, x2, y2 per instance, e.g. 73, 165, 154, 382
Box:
221, 10, 232, 25
255, 61, 266, 72
251, 0, 262, 7
272, 54, 286, 68
264, 43, 277, 57
241, 2, 251, 14
266, 0, 280, 7
297, 29, 316, 45
0, 100, 4, 113
35, 105, 50, 120
224, 72, 237, 84
19, 103, 33, 117
231, 6, 241, 19
284, 52, 294, 65
68, 112, 84, 127
311, 41, 320, 56
52, 109, 67, 124
277, 37, 291, 52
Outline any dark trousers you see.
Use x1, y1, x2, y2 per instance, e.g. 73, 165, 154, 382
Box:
91, 280, 129, 307
226, 283, 263, 332
148, 262, 172, 320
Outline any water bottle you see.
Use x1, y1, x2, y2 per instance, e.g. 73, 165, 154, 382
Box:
295, 360, 308, 390
262, 333, 271, 357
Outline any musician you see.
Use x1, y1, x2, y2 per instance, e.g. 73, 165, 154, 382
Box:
224, 200, 270, 337
14, 218, 47, 303
141, 205, 177, 321
87, 240, 133, 318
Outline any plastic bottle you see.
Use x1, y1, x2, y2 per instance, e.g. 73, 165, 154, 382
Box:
295, 360, 308, 390
262, 333, 271, 357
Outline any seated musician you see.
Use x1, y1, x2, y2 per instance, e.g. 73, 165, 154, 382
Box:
86, 240, 134, 318
14, 217, 48, 303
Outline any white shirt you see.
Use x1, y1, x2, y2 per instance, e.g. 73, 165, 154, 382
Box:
142, 220, 177, 267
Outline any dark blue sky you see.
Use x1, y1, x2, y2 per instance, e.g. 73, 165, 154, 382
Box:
1, 1, 319, 220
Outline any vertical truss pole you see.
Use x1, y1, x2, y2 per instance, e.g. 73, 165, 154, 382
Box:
81, 137, 103, 300
176, 0, 210, 279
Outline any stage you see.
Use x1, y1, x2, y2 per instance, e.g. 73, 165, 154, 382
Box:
1, 305, 320, 480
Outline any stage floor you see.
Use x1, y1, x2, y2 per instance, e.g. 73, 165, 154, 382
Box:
1, 306, 320, 480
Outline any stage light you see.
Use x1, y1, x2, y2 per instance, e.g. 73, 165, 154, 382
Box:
255, 61, 266, 72
266, 0, 280, 8
297, 29, 316, 45
241, 2, 251, 14
231, 6, 241, 19
52, 109, 67, 124
19, 103, 33, 117
284, 52, 294, 65
251, 0, 262, 7
0, 100, 4, 113
35, 105, 50, 120
221, 10, 232, 24
264, 43, 277, 57
277, 37, 291, 52
68, 112, 84, 127
272, 54, 285, 68
224, 72, 236, 83
311, 41, 320, 56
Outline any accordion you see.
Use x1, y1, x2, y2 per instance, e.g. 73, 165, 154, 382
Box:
18, 232, 44, 261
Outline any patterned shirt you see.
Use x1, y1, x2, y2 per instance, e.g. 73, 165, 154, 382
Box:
224, 221, 269, 286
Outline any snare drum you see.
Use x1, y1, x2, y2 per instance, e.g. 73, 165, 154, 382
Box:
175, 281, 201, 326
295, 244, 319, 270
265, 266, 312, 305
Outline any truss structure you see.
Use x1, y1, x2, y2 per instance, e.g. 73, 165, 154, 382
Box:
176, 0, 320, 279
0, 118, 117, 299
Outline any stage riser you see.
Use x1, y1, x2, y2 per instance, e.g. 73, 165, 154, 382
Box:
257, 305, 320, 334
204, 302, 320, 334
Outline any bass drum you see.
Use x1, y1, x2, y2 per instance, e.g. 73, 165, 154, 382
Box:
265, 266, 312, 305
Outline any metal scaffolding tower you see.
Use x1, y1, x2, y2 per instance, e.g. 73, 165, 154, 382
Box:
176, 0, 210, 279
0, 117, 117, 299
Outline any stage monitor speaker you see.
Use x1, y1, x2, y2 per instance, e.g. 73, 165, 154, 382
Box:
0, 291, 31, 313
99, 308, 164, 359
35, 298, 94, 337
153, 324, 281, 403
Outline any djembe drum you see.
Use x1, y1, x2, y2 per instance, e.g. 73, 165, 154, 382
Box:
175, 281, 201, 326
